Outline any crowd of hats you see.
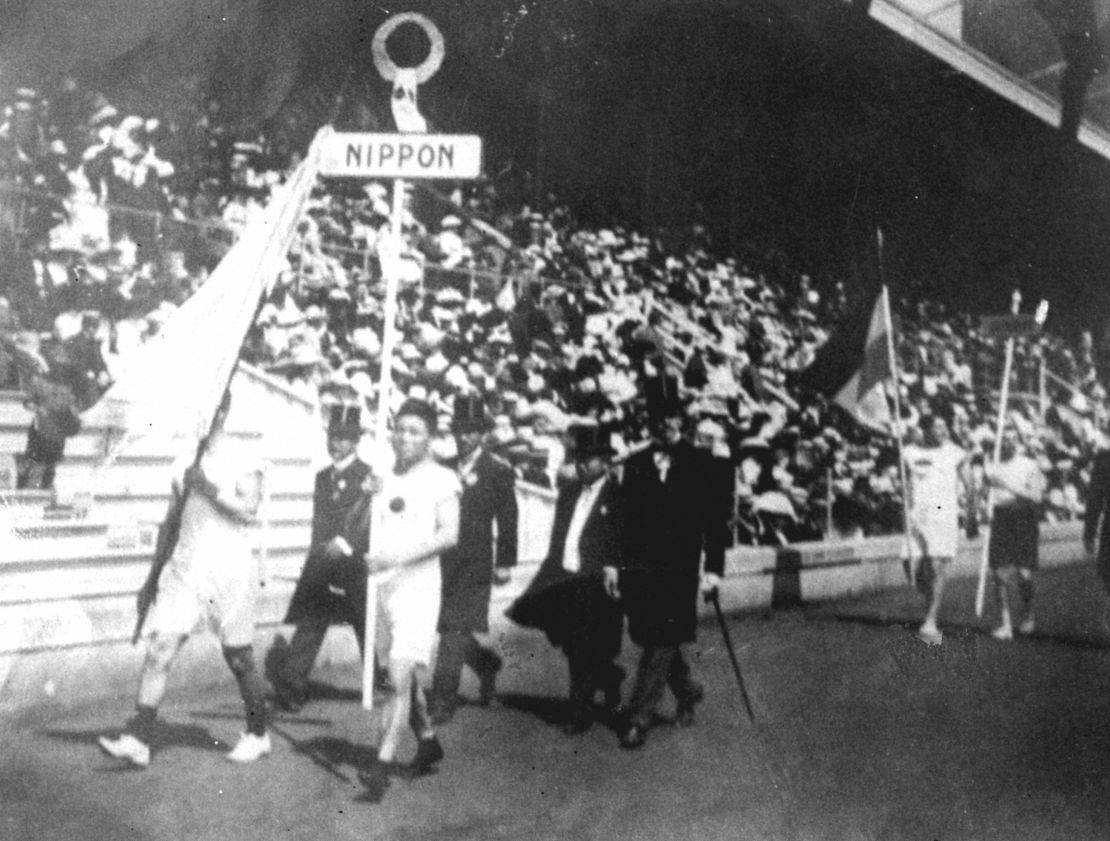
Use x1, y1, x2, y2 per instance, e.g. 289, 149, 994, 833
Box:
0, 77, 1103, 542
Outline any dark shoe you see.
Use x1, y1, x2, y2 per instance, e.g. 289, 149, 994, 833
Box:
675, 686, 705, 727
270, 680, 306, 713
357, 761, 391, 802
601, 665, 625, 714
619, 724, 647, 750
476, 651, 502, 706
428, 699, 457, 726
410, 736, 445, 776
562, 709, 594, 735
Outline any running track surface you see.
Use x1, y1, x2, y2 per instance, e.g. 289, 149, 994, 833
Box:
5, 562, 1110, 841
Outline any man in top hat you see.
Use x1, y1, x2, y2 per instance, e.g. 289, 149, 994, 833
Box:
613, 373, 730, 749
271, 404, 372, 712
428, 394, 519, 724
507, 423, 626, 735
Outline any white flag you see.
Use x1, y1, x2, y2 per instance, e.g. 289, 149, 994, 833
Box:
88, 127, 329, 453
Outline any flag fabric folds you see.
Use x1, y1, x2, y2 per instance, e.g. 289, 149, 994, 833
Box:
90, 127, 330, 455
793, 287, 894, 431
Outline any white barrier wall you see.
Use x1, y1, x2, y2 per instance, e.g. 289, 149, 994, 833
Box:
0, 494, 1088, 720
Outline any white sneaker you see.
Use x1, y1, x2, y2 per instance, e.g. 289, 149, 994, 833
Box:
991, 625, 1014, 642
98, 733, 151, 768
916, 625, 943, 646
1018, 617, 1035, 635
227, 732, 272, 763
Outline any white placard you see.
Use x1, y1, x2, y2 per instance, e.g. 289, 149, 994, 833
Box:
320, 133, 482, 179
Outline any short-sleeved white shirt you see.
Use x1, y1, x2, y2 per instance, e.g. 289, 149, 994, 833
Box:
372, 458, 460, 576
170, 433, 264, 570
904, 441, 966, 558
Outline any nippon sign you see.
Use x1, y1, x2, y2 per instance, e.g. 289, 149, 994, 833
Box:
320, 132, 482, 179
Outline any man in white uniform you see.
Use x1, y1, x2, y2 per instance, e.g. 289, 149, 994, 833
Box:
99, 392, 269, 766
358, 398, 460, 800
903, 414, 970, 646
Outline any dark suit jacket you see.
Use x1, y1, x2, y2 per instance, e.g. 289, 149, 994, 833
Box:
284, 458, 372, 626
620, 440, 730, 647
439, 449, 519, 632
1085, 449, 1110, 591
507, 475, 624, 657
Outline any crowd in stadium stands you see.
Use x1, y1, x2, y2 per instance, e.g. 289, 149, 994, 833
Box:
0, 77, 1103, 540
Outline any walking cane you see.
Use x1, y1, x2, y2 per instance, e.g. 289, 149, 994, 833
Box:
707, 591, 756, 723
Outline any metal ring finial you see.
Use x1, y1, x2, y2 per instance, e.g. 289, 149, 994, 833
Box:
372, 13, 445, 85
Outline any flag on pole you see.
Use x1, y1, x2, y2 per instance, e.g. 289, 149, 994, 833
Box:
86, 128, 329, 453
793, 286, 895, 431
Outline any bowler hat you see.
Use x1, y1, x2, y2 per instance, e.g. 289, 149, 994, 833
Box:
396, 397, 438, 432
570, 423, 615, 459
327, 404, 362, 440
451, 394, 491, 433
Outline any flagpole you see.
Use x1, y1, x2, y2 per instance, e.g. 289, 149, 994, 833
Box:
974, 289, 1022, 617
360, 178, 407, 712
878, 283, 913, 584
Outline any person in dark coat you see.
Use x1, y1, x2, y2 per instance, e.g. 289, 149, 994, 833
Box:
1084, 441, 1110, 594
614, 375, 730, 749
271, 405, 372, 712
64, 313, 111, 409
507, 423, 626, 734
428, 394, 519, 724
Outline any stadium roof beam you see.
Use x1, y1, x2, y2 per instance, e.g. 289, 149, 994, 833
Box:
869, 0, 1110, 160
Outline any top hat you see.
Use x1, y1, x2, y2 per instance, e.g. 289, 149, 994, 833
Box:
451, 393, 491, 433
644, 374, 684, 421
569, 423, 615, 459
327, 404, 362, 440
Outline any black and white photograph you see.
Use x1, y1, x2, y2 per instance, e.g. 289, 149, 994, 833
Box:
4, 1, 1110, 838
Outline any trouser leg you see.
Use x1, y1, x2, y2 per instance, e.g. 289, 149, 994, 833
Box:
430, 631, 470, 710
666, 646, 702, 706
565, 646, 599, 719
626, 646, 675, 729
278, 621, 328, 696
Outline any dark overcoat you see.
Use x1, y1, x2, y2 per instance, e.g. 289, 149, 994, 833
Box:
438, 449, 519, 632
506, 475, 624, 658
1084, 449, 1110, 593
284, 458, 372, 626
619, 440, 730, 647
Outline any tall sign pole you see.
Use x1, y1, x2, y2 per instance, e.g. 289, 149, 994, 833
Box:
973, 294, 1049, 617
318, 13, 482, 710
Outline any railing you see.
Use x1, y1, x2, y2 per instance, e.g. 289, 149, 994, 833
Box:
0, 181, 544, 300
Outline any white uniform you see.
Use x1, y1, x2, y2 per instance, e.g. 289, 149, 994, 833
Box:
147, 435, 264, 647
372, 458, 460, 665
905, 441, 966, 559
